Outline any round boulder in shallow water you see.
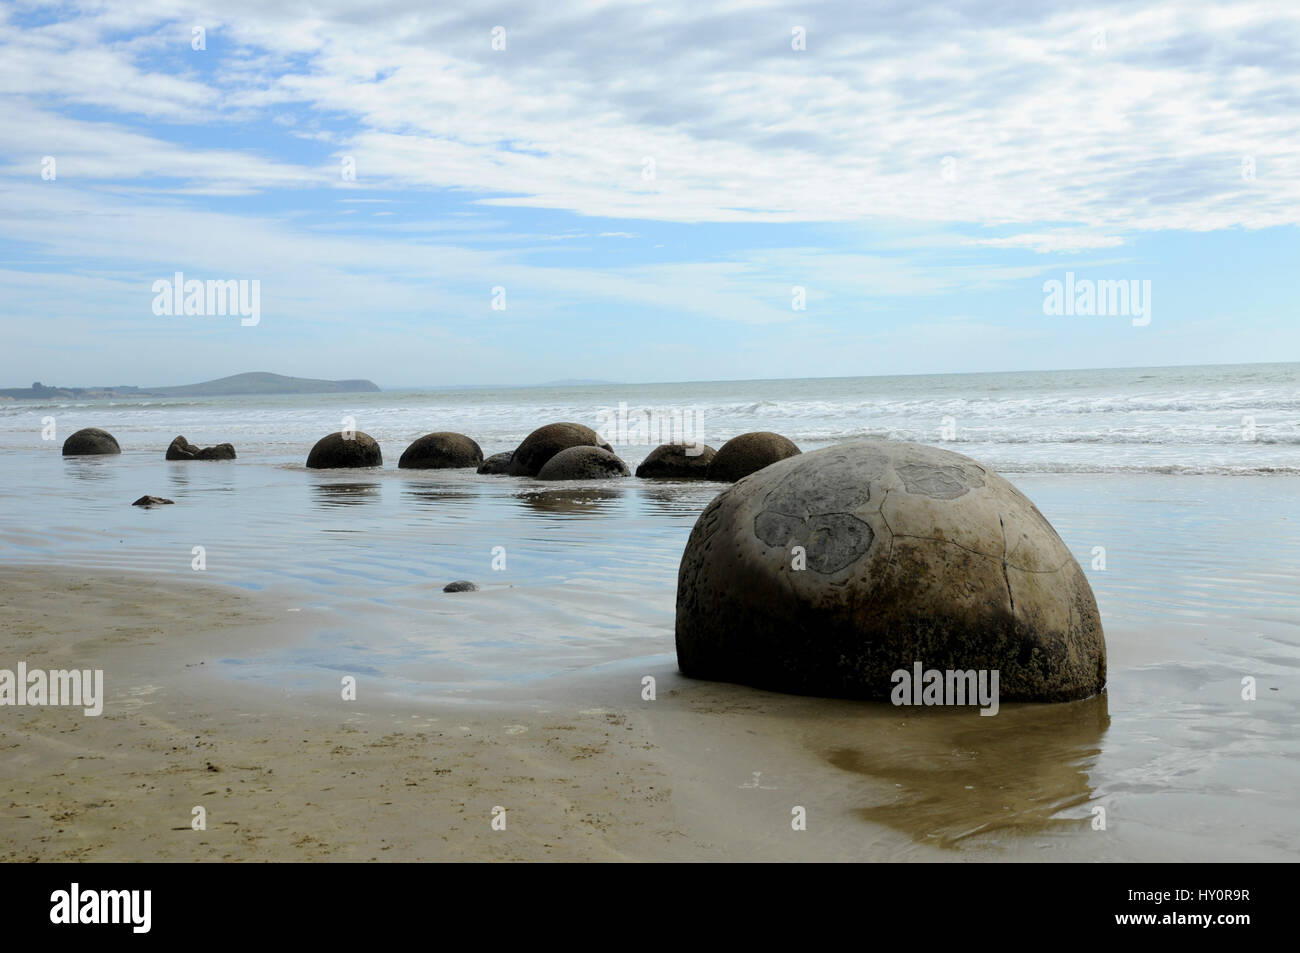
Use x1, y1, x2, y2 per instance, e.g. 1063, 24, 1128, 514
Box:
477, 451, 514, 475
305, 431, 382, 469
706, 431, 800, 482
62, 428, 120, 456
508, 422, 609, 476
536, 445, 630, 480
398, 432, 483, 470
676, 440, 1106, 702
636, 443, 717, 479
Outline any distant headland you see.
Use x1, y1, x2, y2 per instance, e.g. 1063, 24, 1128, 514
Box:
0, 372, 381, 400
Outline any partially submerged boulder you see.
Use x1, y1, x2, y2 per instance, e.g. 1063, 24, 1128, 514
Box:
166, 435, 236, 460
132, 495, 173, 506
635, 442, 716, 478
676, 440, 1106, 702
477, 451, 514, 475
62, 428, 120, 456
443, 580, 479, 592
398, 432, 483, 469
508, 423, 610, 476
305, 431, 382, 469
536, 445, 631, 480
706, 432, 800, 482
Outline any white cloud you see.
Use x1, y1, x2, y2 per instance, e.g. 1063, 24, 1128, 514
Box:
1, 0, 1297, 232
967, 232, 1127, 254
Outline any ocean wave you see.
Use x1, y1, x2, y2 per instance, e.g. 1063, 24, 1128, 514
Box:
780, 429, 1300, 446
989, 463, 1300, 476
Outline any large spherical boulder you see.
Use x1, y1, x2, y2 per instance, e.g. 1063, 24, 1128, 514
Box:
305, 431, 382, 468
508, 422, 610, 476
676, 440, 1105, 702
477, 451, 514, 475
398, 432, 483, 469
536, 445, 630, 480
62, 427, 121, 456
636, 443, 717, 479
706, 432, 800, 482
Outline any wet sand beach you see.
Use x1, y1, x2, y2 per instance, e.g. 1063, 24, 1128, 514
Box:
2, 556, 1296, 862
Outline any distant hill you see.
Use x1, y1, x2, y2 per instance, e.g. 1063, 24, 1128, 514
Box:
146, 372, 380, 397
0, 372, 380, 400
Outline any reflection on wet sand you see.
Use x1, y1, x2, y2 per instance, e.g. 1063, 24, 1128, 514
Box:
825, 693, 1109, 849
402, 487, 476, 506
312, 482, 380, 507
636, 484, 720, 516
63, 458, 113, 481
514, 487, 625, 517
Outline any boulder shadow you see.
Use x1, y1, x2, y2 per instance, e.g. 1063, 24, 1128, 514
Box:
637, 483, 724, 516
825, 692, 1110, 849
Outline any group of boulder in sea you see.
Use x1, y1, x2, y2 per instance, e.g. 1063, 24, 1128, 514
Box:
60, 424, 1107, 704
61, 422, 805, 483
309, 422, 803, 483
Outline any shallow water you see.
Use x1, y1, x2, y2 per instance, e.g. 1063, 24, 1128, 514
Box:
1, 364, 1297, 858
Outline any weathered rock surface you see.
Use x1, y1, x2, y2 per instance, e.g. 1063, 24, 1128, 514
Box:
398, 432, 483, 469
62, 428, 121, 456
706, 431, 800, 482
676, 440, 1106, 702
635, 442, 717, 478
507, 423, 609, 476
536, 445, 631, 480
166, 435, 236, 460
305, 431, 382, 469
132, 495, 174, 506
477, 451, 514, 475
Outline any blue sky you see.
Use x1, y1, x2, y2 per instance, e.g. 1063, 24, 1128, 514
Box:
1, 0, 1297, 387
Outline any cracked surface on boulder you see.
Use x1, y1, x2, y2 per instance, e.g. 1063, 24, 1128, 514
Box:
897, 462, 984, 500
676, 440, 1106, 702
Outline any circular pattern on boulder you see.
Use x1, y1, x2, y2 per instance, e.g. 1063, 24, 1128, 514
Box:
305, 431, 382, 469
536, 445, 631, 481
398, 432, 483, 469
635, 443, 717, 478
62, 427, 121, 456
676, 440, 1106, 702
706, 431, 800, 482
508, 422, 609, 476
477, 451, 514, 475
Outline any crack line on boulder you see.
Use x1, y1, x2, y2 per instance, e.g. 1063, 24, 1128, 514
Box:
1000, 515, 1015, 614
